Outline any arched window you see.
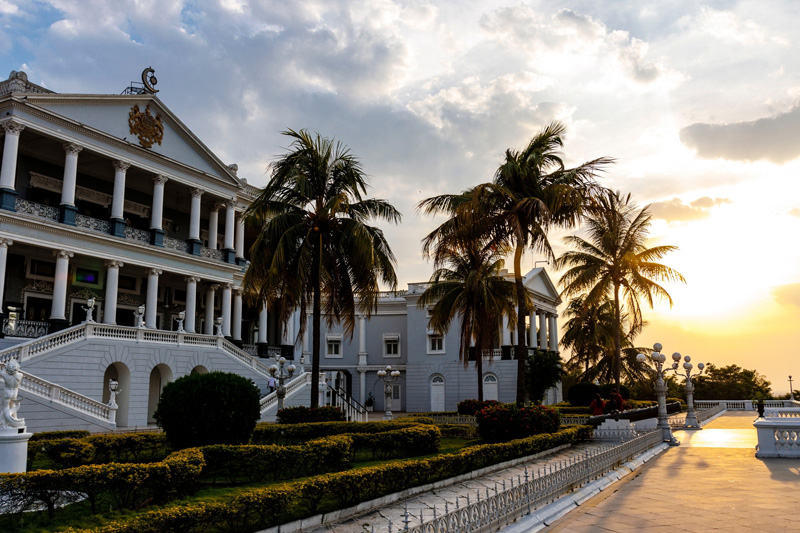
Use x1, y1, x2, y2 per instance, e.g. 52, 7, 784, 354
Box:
148, 364, 173, 424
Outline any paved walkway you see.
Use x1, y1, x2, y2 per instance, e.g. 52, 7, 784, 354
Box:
541, 411, 800, 532
320, 439, 608, 532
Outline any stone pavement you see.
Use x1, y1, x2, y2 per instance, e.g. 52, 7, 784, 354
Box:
319, 439, 608, 532
540, 411, 800, 532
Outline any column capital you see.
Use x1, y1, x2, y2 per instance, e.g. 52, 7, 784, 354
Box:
222, 282, 233, 290
152, 174, 169, 185
54, 249, 74, 260
0, 237, 13, 247
104, 259, 124, 269
112, 160, 131, 172
211, 202, 224, 211
147, 268, 162, 276
537, 309, 547, 316
546, 312, 557, 318
1, 120, 24, 136
208, 283, 220, 291
233, 286, 243, 295
185, 276, 202, 284
190, 187, 205, 198
63, 142, 83, 155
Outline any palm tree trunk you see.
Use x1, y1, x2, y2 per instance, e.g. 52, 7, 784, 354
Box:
613, 283, 622, 395
514, 241, 528, 404
477, 346, 484, 401
311, 252, 321, 408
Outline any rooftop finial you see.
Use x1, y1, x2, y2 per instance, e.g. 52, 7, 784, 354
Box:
141, 67, 158, 94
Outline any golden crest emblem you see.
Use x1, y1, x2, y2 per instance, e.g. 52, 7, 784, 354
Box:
128, 104, 164, 149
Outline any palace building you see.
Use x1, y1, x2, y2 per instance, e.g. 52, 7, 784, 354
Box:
0, 69, 561, 432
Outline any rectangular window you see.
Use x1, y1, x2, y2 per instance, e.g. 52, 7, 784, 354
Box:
428, 335, 444, 354
27, 259, 56, 281
392, 384, 401, 402
73, 266, 103, 288
326, 334, 343, 358
383, 333, 400, 358
118, 275, 140, 295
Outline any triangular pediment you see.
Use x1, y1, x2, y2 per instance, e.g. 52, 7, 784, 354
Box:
26, 94, 242, 188
523, 267, 562, 307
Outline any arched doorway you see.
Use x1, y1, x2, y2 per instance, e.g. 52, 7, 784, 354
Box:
102, 362, 130, 427
147, 364, 173, 424
190, 365, 208, 375
483, 374, 498, 401
430, 375, 445, 412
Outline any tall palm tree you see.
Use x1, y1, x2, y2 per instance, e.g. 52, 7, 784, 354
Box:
557, 189, 685, 393
419, 121, 612, 403
243, 129, 401, 407
417, 235, 518, 401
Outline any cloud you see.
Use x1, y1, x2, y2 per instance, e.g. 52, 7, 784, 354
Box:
773, 283, 800, 308
680, 105, 800, 164
790, 208, 800, 218
648, 196, 730, 222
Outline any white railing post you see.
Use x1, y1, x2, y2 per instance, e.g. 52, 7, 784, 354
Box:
108, 405, 118, 425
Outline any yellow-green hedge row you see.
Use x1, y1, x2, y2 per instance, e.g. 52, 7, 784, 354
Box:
67, 426, 591, 533
250, 417, 434, 445
2, 448, 204, 518
347, 424, 441, 459
28, 432, 171, 470
201, 435, 353, 485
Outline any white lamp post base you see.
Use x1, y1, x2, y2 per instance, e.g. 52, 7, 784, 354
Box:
0, 427, 32, 473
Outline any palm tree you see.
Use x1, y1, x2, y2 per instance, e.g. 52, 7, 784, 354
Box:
243, 129, 401, 407
417, 235, 518, 400
419, 121, 612, 403
556, 189, 685, 393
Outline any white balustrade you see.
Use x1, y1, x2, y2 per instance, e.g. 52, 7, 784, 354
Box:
755, 417, 800, 458
763, 408, 800, 418
260, 371, 310, 414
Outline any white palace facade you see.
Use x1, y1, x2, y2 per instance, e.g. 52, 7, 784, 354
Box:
0, 70, 561, 433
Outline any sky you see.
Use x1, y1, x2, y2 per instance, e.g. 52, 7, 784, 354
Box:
2, 0, 799, 392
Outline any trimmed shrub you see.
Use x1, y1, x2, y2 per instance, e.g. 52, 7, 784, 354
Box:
200, 436, 353, 484
457, 399, 500, 415
567, 382, 601, 406
348, 425, 441, 459
475, 403, 560, 443
154, 372, 261, 449
553, 406, 592, 415
276, 405, 346, 424
40, 438, 96, 469
251, 418, 433, 445
599, 383, 630, 399
86, 433, 171, 464
437, 424, 478, 438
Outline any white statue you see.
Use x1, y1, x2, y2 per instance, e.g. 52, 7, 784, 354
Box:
2, 359, 25, 428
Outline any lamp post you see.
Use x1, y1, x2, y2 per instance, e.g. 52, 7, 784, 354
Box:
136, 304, 146, 328
269, 357, 296, 411
177, 310, 186, 332
670, 353, 705, 429
636, 343, 679, 446
83, 297, 96, 323
376, 365, 401, 420
789, 376, 794, 401
108, 378, 120, 425
215, 316, 223, 337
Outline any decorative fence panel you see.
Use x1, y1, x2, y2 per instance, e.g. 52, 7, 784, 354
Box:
402, 430, 664, 533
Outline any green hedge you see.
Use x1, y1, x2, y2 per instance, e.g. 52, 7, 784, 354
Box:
276, 405, 346, 424
28, 432, 172, 470
437, 424, 478, 438
475, 404, 560, 443
28, 430, 92, 443
0, 448, 204, 521
200, 436, 352, 484
250, 418, 434, 445
347, 425, 441, 459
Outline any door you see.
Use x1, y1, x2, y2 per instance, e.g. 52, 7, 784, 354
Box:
431, 375, 445, 412
484, 374, 498, 401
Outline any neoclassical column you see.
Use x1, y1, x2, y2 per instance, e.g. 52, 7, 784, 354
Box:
221, 283, 232, 337
150, 175, 168, 246
223, 199, 236, 263
303, 312, 311, 357
50, 250, 73, 324
207, 203, 221, 250
258, 303, 268, 344
358, 315, 368, 365
184, 276, 200, 333
109, 161, 130, 237
205, 284, 218, 335
103, 260, 123, 324
0, 121, 24, 211
232, 287, 242, 342
281, 311, 295, 346
538, 310, 547, 350
548, 313, 558, 352
502, 314, 511, 345
235, 213, 245, 263
187, 188, 204, 255
59, 143, 83, 225
145, 268, 162, 328
0, 238, 13, 336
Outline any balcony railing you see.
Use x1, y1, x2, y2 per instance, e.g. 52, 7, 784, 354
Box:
2, 318, 50, 338
12, 198, 226, 262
